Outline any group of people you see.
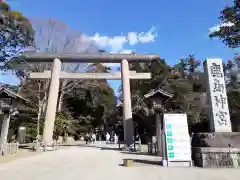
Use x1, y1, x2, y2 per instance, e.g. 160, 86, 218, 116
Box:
84, 132, 96, 144
105, 132, 118, 144
84, 132, 118, 145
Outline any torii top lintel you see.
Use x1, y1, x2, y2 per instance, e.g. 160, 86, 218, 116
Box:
22, 52, 160, 63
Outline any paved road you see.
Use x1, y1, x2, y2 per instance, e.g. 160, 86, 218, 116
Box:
0, 144, 240, 180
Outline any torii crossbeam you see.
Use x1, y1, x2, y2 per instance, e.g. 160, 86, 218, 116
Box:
23, 52, 159, 149
29, 70, 151, 80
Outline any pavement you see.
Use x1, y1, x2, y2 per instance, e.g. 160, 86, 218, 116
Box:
0, 143, 240, 180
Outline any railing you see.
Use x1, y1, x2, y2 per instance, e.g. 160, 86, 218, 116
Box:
1, 142, 19, 156
0, 140, 60, 157
118, 140, 142, 151
33, 140, 59, 152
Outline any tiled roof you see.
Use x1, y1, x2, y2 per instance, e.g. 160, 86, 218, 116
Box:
144, 88, 174, 98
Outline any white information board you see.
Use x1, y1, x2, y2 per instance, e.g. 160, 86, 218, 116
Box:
164, 114, 191, 162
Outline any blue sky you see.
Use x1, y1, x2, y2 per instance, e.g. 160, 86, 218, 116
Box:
1, 0, 239, 94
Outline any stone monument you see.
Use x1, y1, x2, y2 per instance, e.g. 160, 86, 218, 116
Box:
192, 58, 240, 168
204, 58, 232, 132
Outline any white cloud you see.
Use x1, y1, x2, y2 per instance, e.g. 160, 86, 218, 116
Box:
128, 32, 138, 45
209, 22, 235, 34
137, 27, 157, 43
87, 26, 157, 53
120, 49, 135, 54
83, 26, 158, 68
88, 34, 127, 52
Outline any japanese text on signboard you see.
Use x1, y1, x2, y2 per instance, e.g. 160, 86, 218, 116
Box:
209, 62, 228, 126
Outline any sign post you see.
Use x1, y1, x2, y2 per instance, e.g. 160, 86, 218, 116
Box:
204, 58, 232, 132
164, 114, 192, 167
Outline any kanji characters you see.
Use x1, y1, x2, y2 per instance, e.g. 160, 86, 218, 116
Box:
214, 94, 226, 109
213, 78, 224, 93
216, 111, 228, 126
210, 63, 223, 78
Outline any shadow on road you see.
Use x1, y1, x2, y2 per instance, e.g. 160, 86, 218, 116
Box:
59, 143, 121, 151
59, 144, 101, 148
60, 143, 160, 155
133, 159, 162, 166
100, 147, 121, 151
121, 151, 159, 157
119, 158, 162, 167
18, 144, 36, 152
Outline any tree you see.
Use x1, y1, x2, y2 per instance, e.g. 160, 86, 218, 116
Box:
117, 56, 198, 113
53, 111, 80, 140
16, 19, 104, 140
210, 1, 240, 124
223, 59, 240, 115
17, 19, 118, 138
209, 0, 240, 48
31, 19, 99, 112
64, 63, 116, 133
18, 78, 49, 143
0, 2, 34, 71
116, 55, 206, 138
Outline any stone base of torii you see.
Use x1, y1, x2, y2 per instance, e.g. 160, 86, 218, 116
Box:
24, 52, 159, 149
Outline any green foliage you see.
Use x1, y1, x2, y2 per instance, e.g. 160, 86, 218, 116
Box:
209, 0, 240, 48
0, 2, 34, 71
225, 58, 240, 115
120, 55, 202, 114
53, 111, 79, 138
9, 114, 44, 142
228, 89, 240, 115
65, 83, 116, 131
117, 55, 204, 137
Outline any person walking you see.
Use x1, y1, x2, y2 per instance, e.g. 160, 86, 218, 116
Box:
99, 133, 102, 144
92, 133, 96, 144
114, 134, 118, 144
106, 132, 110, 145
85, 133, 90, 144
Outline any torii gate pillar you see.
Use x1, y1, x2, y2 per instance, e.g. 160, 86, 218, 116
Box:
121, 59, 134, 146
42, 58, 61, 146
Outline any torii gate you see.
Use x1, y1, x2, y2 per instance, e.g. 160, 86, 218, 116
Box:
23, 52, 159, 148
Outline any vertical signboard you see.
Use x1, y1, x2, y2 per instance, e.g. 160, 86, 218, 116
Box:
164, 114, 191, 163
204, 58, 232, 132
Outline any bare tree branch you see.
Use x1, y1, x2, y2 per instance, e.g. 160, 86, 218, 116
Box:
29, 19, 104, 112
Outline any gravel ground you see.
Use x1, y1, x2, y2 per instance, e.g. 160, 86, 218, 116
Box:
0, 144, 240, 180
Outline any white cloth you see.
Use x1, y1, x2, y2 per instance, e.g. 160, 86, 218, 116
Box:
114, 135, 118, 144
106, 133, 110, 141
92, 134, 96, 140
